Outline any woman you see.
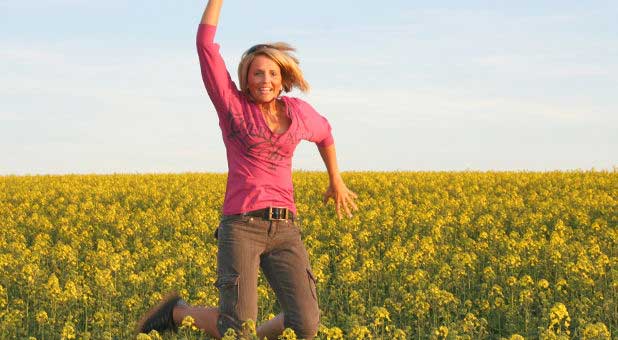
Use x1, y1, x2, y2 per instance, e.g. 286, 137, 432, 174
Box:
136, 0, 357, 339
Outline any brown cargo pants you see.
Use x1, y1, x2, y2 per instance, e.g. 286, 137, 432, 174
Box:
214, 214, 320, 339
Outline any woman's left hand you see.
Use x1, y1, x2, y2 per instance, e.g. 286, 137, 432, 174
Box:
322, 179, 358, 219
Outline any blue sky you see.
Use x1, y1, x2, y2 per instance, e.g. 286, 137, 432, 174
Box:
1, 0, 617, 174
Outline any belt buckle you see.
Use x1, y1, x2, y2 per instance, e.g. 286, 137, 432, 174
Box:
268, 206, 288, 221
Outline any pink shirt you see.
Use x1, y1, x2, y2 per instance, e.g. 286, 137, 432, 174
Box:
196, 24, 334, 215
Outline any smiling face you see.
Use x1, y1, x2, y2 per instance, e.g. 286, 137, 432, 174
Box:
247, 54, 283, 104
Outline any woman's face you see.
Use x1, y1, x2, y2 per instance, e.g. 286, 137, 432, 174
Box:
247, 55, 282, 104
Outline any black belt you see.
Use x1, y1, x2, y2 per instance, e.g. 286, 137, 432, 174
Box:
243, 207, 295, 221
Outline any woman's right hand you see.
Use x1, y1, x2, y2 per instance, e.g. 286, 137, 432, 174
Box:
201, 0, 223, 26
322, 179, 358, 220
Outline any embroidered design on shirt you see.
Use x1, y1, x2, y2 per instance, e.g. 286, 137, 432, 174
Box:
225, 110, 292, 170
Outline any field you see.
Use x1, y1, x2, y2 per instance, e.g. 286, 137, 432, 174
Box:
0, 171, 617, 339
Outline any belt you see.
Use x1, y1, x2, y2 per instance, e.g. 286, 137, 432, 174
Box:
242, 207, 295, 221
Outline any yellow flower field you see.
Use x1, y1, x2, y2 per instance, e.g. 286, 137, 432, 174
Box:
0, 171, 616, 339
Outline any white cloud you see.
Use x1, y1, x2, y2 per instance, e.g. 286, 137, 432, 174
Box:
311, 87, 615, 128
0, 41, 203, 107
475, 54, 614, 78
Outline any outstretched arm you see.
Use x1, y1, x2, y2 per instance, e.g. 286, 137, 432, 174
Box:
196, 0, 242, 118
201, 0, 223, 25
318, 144, 358, 219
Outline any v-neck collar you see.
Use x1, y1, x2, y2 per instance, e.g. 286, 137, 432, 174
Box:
257, 97, 294, 136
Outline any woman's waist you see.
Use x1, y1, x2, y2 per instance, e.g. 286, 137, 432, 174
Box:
222, 189, 296, 216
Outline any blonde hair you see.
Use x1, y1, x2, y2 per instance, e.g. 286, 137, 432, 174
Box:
238, 42, 310, 97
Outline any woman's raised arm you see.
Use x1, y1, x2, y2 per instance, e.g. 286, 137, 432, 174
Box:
196, 0, 241, 120
201, 0, 223, 26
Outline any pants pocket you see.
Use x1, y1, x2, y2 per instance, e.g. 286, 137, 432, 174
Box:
216, 215, 251, 240
215, 274, 240, 314
306, 268, 318, 302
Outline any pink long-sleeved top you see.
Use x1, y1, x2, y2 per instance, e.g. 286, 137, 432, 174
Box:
196, 24, 334, 215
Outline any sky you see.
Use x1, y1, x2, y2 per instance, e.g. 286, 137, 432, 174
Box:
1, 0, 617, 175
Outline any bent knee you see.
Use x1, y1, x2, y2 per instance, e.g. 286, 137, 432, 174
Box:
286, 311, 320, 339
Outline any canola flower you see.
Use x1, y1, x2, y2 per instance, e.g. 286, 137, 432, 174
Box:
0, 171, 617, 339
